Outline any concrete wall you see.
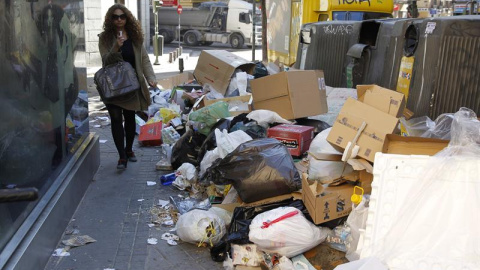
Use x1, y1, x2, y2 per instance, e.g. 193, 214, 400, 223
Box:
85, 0, 149, 67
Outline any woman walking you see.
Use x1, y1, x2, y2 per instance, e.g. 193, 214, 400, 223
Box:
98, 4, 157, 170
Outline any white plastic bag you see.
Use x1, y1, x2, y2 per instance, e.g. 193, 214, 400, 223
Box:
208, 206, 233, 227
345, 196, 369, 261
247, 110, 292, 128
199, 149, 220, 178
215, 129, 252, 158
308, 128, 353, 183
176, 209, 226, 246
249, 207, 328, 258
172, 163, 197, 190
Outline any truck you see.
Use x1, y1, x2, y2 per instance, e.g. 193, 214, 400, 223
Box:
154, 0, 262, 49
267, 0, 393, 65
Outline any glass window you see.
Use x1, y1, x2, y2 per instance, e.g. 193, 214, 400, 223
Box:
0, 0, 87, 251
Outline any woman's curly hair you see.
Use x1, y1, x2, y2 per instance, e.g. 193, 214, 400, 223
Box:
102, 4, 144, 45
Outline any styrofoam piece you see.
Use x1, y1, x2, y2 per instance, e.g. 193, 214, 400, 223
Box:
361, 152, 480, 270
333, 257, 387, 270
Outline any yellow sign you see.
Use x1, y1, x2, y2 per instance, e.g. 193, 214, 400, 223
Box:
396, 56, 414, 101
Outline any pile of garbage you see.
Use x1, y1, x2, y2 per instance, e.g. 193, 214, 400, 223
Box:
138, 50, 480, 270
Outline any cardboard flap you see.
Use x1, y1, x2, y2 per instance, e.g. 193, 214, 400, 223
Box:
356, 84, 406, 118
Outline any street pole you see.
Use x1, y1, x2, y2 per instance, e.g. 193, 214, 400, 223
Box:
178, 5, 184, 73
154, 10, 160, 65
252, 0, 256, 61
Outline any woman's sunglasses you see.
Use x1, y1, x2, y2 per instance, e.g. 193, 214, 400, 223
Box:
112, 14, 127, 20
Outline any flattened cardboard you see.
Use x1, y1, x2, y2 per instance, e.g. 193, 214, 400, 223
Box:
301, 173, 353, 225
327, 98, 399, 162
193, 50, 255, 95
251, 70, 328, 120
383, 134, 449, 156
215, 192, 302, 213
157, 72, 194, 90
356, 84, 406, 118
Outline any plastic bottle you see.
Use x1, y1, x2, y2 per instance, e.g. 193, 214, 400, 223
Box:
160, 173, 176, 186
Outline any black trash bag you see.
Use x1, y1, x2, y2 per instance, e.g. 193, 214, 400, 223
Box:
295, 118, 331, 135
210, 241, 230, 262
203, 138, 301, 203
171, 129, 206, 170
197, 118, 232, 164
230, 121, 267, 139
253, 61, 269, 79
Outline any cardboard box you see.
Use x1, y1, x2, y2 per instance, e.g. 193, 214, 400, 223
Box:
193, 50, 255, 95
194, 94, 253, 116
138, 122, 162, 146
157, 72, 194, 90
327, 98, 399, 162
301, 173, 353, 225
250, 70, 328, 120
383, 134, 449, 156
356, 84, 406, 118
267, 124, 315, 157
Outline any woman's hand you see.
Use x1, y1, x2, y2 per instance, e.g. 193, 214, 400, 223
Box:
148, 81, 158, 88
113, 32, 125, 51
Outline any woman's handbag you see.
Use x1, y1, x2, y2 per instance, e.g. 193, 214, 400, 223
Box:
94, 61, 140, 101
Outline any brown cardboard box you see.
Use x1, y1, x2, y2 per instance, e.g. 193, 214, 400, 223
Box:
250, 70, 328, 120
157, 72, 194, 90
383, 134, 449, 156
356, 84, 406, 118
358, 170, 373, 194
193, 50, 255, 95
327, 98, 399, 162
301, 173, 353, 225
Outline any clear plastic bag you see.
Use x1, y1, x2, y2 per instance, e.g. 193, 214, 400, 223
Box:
399, 112, 454, 139
367, 108, 480, 269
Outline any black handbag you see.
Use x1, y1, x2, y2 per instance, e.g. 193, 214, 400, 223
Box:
94, 61, 140, 102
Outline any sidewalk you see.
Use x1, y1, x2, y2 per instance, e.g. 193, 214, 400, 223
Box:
44, 48, 232, 270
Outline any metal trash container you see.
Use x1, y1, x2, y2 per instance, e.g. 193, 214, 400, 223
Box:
294, 21, 361, 87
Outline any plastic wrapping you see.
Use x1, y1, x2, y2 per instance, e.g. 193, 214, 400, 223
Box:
169, 196, 211, 215
399, 112, 454, 139
365, 108, 480, 269
171, 129, 206, 170
189, 101, 231, 136
246, 110, 292, 128
176, 209, 226, 246
345, 197, 369, 261
203, 138, 301, 203
248, 207, 328, 258
215, 129, 252, 159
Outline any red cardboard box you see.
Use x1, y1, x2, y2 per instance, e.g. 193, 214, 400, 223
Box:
267, 124, 314, 157
138, 122, 162, 146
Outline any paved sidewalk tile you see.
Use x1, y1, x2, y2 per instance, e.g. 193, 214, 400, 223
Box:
44, 57, 224, 269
